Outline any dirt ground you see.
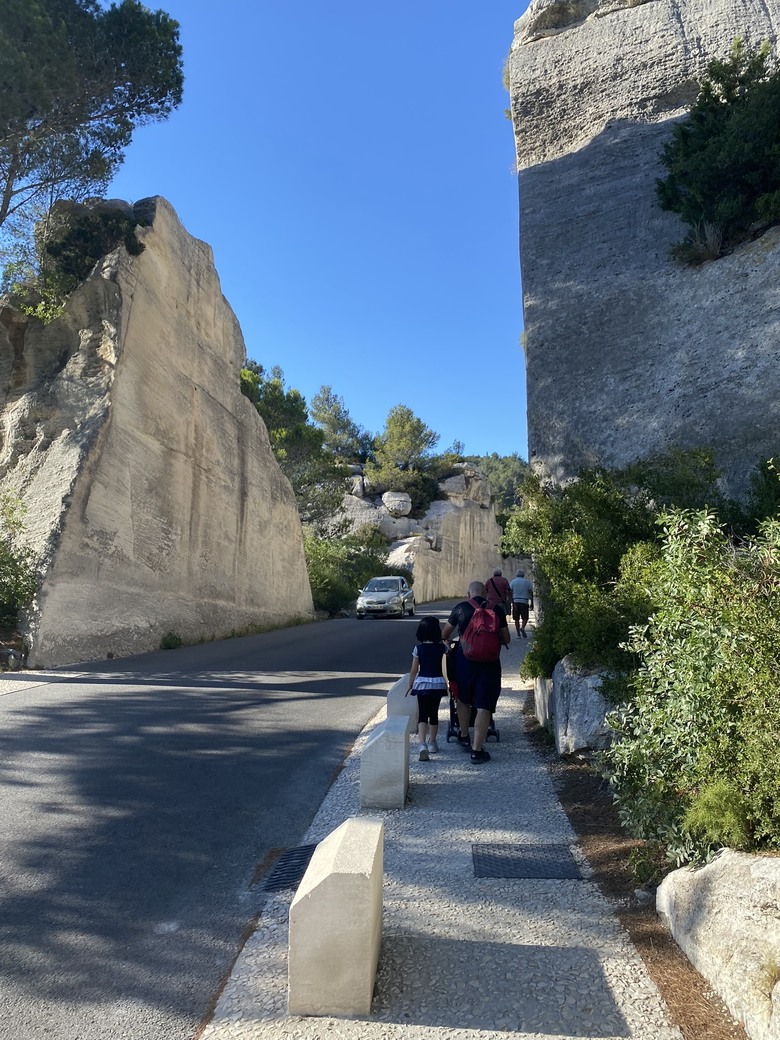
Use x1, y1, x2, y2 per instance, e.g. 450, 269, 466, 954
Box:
521, 702, 747, 1040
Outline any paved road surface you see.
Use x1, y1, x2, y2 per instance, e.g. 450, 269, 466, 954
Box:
0, 610, 448, 1040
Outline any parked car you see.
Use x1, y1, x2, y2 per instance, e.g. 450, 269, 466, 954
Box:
356, 576, 415, 619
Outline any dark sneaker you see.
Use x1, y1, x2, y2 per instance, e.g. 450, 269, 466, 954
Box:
521, 630, 528, 638
470, 749, 491, 764
419, 747, 430, 761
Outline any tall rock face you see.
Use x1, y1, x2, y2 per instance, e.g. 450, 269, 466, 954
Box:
0, 197, 313, 666
508, 0, 780, 495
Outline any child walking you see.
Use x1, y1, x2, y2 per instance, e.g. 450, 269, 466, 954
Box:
405, 615, 448, 761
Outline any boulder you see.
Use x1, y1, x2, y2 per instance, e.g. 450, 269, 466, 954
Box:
657, 850, 780, 1040
381, 490, 412, 517
551, 656, 611, 756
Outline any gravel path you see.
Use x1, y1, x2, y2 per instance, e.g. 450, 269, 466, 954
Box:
200, 637, 683, 1040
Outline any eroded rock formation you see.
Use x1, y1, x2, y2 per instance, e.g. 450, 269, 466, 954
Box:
508, 0, 780, 496
0, 197, 313, 666
342, 464, 523, 601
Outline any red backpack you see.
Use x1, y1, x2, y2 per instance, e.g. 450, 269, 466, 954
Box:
461, 598, 502, 662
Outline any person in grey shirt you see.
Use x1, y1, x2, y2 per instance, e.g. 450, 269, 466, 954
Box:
509, 569, 534, 637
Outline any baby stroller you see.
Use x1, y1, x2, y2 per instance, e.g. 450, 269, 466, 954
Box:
444, 642, 500, 743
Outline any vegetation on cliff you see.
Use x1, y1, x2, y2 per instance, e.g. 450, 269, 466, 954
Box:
0, 0, 183, 313
0, 493, 36, 630
502, 452, 780, 871
657, 39, 780, 263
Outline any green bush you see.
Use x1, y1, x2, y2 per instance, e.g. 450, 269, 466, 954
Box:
657, 39, 780, 261
159, 631, 183, 650
0, 493, 36, 628
601, 510, 780, 864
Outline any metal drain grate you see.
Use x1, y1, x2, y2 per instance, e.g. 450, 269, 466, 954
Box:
472, 843, 582, 880
260, 844, 317, 891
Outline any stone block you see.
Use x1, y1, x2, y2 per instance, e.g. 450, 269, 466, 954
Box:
360, 716, 409, 809
552, 656, 611, 756
386, 672, 417, 735
657, 850, 780, 1040
288, 817, 384, 1017
534, 675, 553, 731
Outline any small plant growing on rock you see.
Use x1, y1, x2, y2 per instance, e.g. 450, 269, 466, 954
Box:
159, 631, 183, 650
0, 493, 36, 629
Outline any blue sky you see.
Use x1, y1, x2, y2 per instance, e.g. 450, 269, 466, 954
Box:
109, 1, 531, 460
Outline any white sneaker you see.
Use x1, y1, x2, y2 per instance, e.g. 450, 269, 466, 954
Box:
427, 739, 439, 754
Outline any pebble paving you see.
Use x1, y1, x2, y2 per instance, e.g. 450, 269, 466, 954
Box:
200, 636, 683, 1040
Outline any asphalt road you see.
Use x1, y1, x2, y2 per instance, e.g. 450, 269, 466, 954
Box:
0, 607, 454, 1040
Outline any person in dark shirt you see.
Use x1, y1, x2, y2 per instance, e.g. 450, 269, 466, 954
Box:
441, 580, 510, 763
485, 568, 511, 613
405, 615, 448, 760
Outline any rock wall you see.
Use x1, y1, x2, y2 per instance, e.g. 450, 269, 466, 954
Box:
508, 0, 780, 496
342, 464, 525, 601
0, 197, 313, 666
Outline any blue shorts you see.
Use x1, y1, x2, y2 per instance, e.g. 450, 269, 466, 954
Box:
454, 652, 502, 713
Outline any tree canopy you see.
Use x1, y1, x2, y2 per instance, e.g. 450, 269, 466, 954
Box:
310, 385, 373, 463
0, 0, 183, 234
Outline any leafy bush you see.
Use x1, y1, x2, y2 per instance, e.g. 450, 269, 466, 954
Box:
503, 451, 730, 678
0, 493, 36, 628
601, 510, 780, 865
6, 207, 146, 323
657, 39, 780, 261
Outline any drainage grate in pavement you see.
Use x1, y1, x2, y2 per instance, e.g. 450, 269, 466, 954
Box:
260, 844, 317, 892
472, 843, 582, 880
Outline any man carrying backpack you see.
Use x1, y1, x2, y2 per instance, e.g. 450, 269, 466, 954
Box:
441, 580, 510, 764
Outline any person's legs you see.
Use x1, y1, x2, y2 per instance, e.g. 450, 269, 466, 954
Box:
456, 699, 472, 744
472, 707, 491, 750
518, 602, 530, 636
512, 601, 521, 635
470, 662, 501, 761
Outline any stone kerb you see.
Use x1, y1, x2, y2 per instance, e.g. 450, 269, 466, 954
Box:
657, 850, 780, 1040
359, 715, 409, 809
386, 672, 418, 734
287, 817, 384, 1017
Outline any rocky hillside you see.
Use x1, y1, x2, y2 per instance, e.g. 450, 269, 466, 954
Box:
508, 0, 780, 496
0, 197, 313, 666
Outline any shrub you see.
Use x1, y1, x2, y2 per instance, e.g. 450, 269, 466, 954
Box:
657, 39, 780, 261
0, 493, 36, 628
601, 509, 780, 864
159, 631, 183, 650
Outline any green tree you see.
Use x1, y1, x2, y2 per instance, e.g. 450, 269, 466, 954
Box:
656, 39, 780, 260
0, 0, 183, 235
310, 385, 374, 462
372, 404, 439, 471
240, 362, 349, 534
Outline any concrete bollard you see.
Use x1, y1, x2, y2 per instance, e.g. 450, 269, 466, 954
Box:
287, 817, 384, 1017
386, 672, 418, 735
359, 715, 410, 809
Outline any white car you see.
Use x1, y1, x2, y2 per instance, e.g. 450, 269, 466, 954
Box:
356, 576, 415, 619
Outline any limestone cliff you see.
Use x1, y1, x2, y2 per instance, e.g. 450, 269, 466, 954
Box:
0, 197, 313, 666
342, 464, 524, 600
508, 0, 780, 496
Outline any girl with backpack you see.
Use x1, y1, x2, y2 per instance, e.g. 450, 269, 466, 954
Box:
405, 615, 448, 761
